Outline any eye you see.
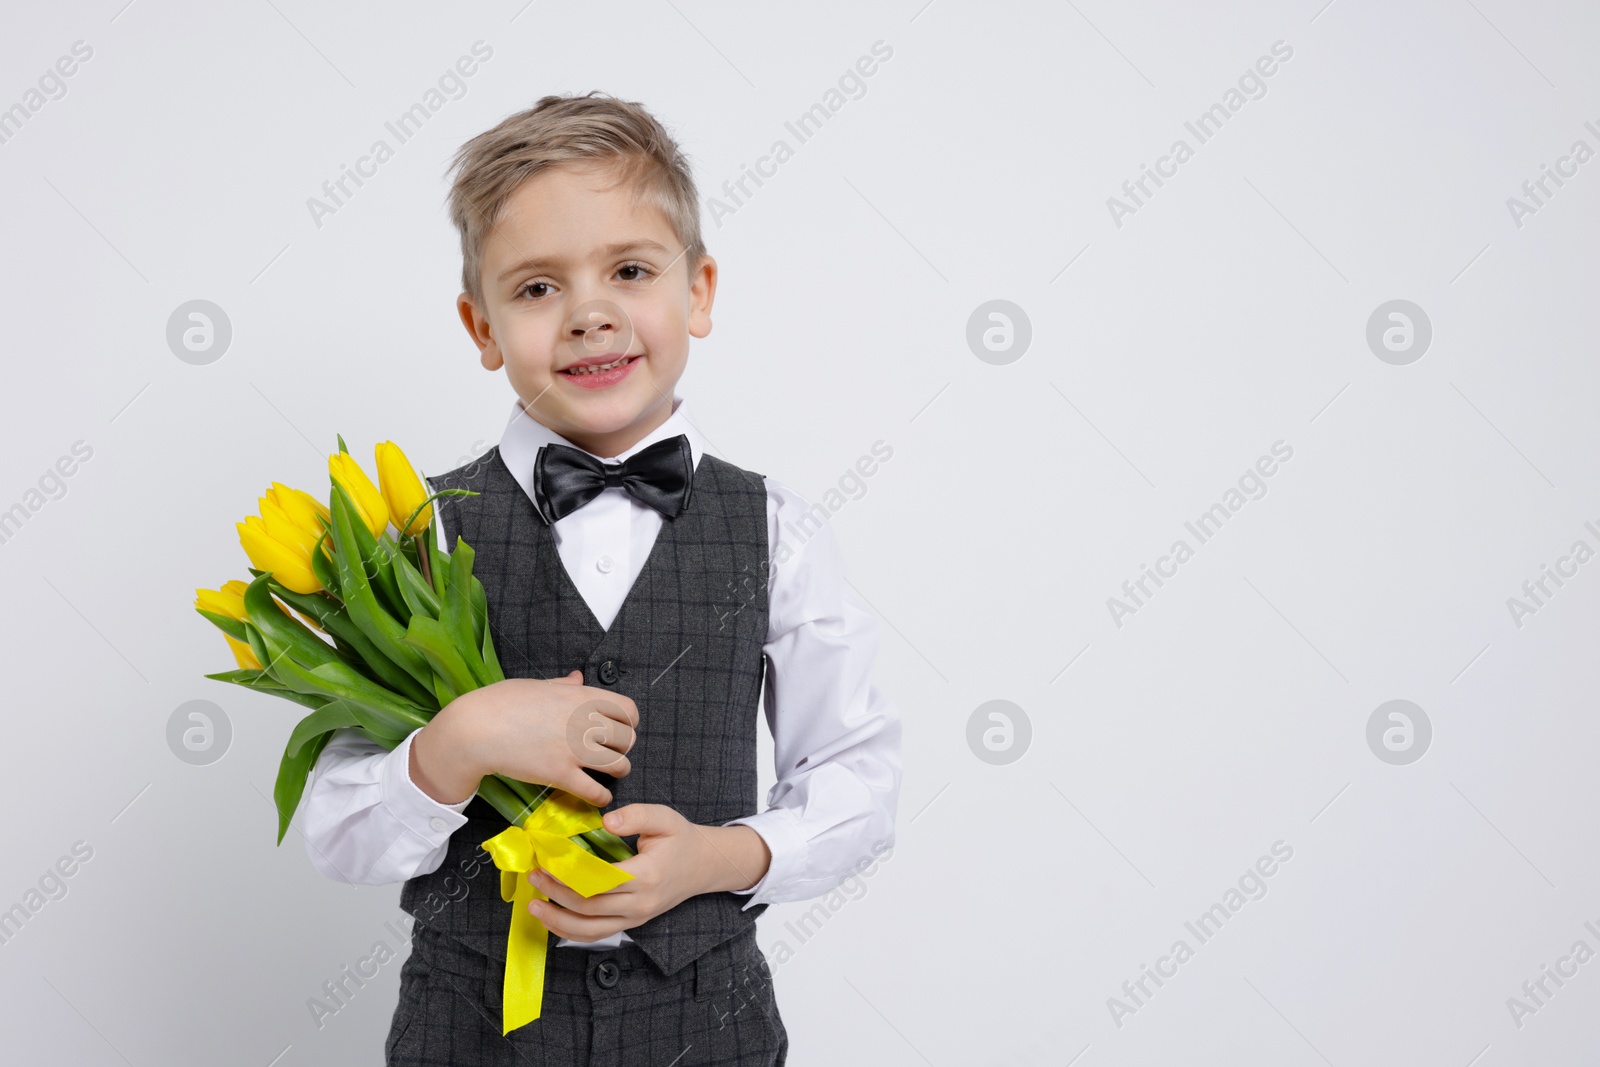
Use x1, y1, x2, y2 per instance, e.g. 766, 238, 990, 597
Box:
516, 280, 554, 301
617, 261, 655, 283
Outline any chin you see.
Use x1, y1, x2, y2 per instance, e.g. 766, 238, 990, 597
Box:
559, 395, 656, 429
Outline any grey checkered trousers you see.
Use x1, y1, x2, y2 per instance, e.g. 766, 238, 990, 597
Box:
388, 445, 787, 1065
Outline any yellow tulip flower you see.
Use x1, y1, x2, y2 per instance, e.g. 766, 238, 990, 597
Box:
265, 482, 330, 541
225, 633, 263, 670
329, 450, 389, 539
198, 577, 323, 636
194, 581, 249, 623
258, 497, 322, 559
237, 514, 322, 594
197, 581, 266, 668
375, 441, 432, 537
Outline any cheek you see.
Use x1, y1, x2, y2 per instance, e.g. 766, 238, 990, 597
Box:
500, 318, 558, 365
629, 301, 688, 353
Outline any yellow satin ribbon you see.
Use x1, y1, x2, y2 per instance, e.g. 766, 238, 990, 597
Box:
480, 791, 635, 1035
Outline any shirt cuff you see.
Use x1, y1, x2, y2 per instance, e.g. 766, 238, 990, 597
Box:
720, 807, 809, 911
380, 728, 474, 841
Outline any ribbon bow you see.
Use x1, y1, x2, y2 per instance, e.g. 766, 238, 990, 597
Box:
530, 434, 695, 525
480, 791, 636, 1034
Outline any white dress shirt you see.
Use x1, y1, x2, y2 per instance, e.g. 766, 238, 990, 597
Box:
294, 394, 902, 952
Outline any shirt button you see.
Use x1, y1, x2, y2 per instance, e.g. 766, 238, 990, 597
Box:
596, 554, 615, 573
429, 816, 449, 833
597, 660, 620, 685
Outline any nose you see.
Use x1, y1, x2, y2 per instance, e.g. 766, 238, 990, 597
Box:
569, 307, 614, 351
564, 298, 632, 359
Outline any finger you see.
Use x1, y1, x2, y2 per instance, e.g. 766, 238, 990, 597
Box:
581, 696, 639, 735
574, 713, 634, 771
602, 803, 667, 838
598, 753, 631, 779
580, 740, 630, 779
563, 772, 612, 808
592, 715, 636, 755
528, 899, 626, 943
609, 719, 637, 755
528, 869, 604, 914
548, 669, 585, 686
585, 691, 639, 730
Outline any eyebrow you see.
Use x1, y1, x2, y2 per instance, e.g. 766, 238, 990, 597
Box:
496, 240, 672, 282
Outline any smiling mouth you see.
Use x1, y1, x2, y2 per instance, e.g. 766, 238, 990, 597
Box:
561, 354, 640, 376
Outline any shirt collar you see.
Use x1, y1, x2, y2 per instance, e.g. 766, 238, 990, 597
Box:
496, 392, 705, 499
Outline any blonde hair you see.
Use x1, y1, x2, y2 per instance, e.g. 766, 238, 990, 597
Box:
445, 91, 704, 305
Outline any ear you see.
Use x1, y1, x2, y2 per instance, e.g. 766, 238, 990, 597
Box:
457, 292, 503, 371
686, 255, 717, 339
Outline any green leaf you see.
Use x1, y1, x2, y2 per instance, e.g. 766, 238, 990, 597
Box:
329, 483, 436, 693
205, 668, 274, 687
257, 628, 428, 740
196, 608, 248, 642
336, 433, 349, 454
402, 615, 479, 698
371, 533, 410, 623
344, 575, 434, 695
242, 621, 274, 678
328, 477, 405, 620
394, 546, 441, 621
204, 668, 331, 711
430, 671, 459, 709
396, 531, 422, 576
429, 530, 450, 600
274, 729, 333, 847
269, 581, 438, 710
310, 532, 341, 598
321, 634, 397, 692
442, 538, 491, 688
480, 611, 504, 684
242, 573, 346, 672
285, 700, 362, 759
329, 480, 384, 601
469, 576, 488, 658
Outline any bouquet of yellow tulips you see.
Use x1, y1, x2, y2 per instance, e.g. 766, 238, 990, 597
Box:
192, 436, 636, 868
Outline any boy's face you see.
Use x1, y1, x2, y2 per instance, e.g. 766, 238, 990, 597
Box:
458, 161, 715, 459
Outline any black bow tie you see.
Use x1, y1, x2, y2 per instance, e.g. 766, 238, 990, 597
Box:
530, 433, 695, 525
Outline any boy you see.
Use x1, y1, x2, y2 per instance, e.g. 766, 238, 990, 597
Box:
296, 91, 902, 1065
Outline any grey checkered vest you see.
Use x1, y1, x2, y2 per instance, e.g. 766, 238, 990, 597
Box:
398, 444, 771, 979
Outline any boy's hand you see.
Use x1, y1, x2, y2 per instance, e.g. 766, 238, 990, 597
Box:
411, 669, 638, 809
523, 804, 773, 942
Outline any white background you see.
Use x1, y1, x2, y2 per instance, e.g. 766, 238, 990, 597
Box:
2, 1, 1597, 1064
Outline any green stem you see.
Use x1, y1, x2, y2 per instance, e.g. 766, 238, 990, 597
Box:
399, 487, 479, 545
414, 532, 432, 586
580, 828, 636, 862
477, 775, 540, 827
496, 775, 550, 809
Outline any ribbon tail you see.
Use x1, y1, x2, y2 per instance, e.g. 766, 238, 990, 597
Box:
502, 871, 549, 1035
480, 797, 625, 1035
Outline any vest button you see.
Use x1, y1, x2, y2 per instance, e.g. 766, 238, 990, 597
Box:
594, 959, 620, 989
597, 660, 619, 685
